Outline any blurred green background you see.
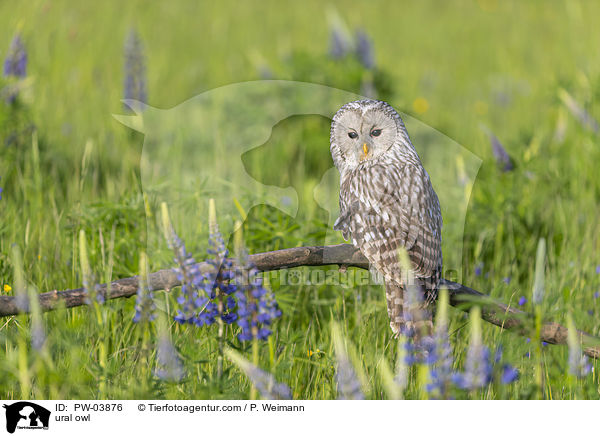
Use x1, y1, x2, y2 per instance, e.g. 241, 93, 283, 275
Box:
0, 0, 599, 399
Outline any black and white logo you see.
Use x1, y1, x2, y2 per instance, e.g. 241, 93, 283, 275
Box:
2, 402, 50, 433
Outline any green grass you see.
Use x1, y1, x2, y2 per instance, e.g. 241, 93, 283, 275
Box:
1, 0, 600, 399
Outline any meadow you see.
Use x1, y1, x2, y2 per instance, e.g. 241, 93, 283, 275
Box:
0, 0, 599, 399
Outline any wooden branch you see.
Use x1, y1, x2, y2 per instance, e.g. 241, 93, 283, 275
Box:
1, 244, 598, 359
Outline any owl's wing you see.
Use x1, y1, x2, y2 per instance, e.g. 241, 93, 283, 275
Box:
343, 162, 442, 285
334, 199, 360, 241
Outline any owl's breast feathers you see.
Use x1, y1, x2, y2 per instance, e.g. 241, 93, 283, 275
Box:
337, 156, 443, 289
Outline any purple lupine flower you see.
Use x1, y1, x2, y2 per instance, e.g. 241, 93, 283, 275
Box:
235, 249, 281, 341
226, 349, 291, 400
518, 296, 527, 306
594, 291, 600, 299
426, 303, 454, 398
502, 277, 511, 285
335, 352, 364, 400
398, 279, 442, 378
393, 336, 409, 395
489, 133, 514, 172
245, 364, 292, 400
168, 226, 238, 327
568, 348, 591, 378
398, 266, 436, 363
596, 265, 600, 274
3, 34, 27, 78
3, 34, 27, 104
199, 225, 238, 326
133, 259, 156, 324
494, 346, 519, 384
453, 345, 493, 390
123, 29, 147, 111
154, 334, 184, 382
355, 29, 375, 69
332, 327, 365, 400
567, 315, 591, 378
501, 365, 519, 384
329, 22, 351, 59
453, 308, 493, 390
475, 262, 483, 277
169, 231, 202, 324
31, 321, 45, 351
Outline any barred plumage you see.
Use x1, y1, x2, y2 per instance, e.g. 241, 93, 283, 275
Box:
330, 99, 442, 337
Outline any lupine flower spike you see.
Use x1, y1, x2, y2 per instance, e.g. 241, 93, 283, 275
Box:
133, 252, 156, 324
489, 133, 514, 172
206, 199, 237, 326
558, 88, 599, 134
161, 202, 237, 327
496, 347, 519, 384
332, 324, 365, 400
567, 314, 591, 378
226, 348, 291, 400
123, 29, 147, 111
162, 204, 201, 324
3, 33, 27, 78
427, 290, 454, 398
234, 221, 281, 342
453, 306, 493, 390
2, 33, 27, 103
154, 334, 185, 382
327, 9, 352, 59
154, 313, 184, 382
355, 29, 375, 70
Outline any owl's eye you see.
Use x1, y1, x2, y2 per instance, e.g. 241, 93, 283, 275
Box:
371, 129, 382, 137
348, 131, 358, 139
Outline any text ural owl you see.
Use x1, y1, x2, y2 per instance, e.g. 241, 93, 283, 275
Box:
330, 99, 442, 336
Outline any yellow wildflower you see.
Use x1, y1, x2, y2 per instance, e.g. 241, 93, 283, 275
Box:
413, 97, 429, 115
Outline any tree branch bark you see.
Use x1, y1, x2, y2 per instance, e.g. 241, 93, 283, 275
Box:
1, 243, 598, 359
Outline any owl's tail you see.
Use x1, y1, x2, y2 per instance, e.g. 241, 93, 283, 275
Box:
385, 282, 433, 339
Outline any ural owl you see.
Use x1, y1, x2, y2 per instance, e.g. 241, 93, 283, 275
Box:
330, 99, 442, 337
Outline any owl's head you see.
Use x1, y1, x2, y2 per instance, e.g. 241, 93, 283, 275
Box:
330, 99, 415, 174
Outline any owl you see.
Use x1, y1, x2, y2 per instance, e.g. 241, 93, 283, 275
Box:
330, 99, 443, 337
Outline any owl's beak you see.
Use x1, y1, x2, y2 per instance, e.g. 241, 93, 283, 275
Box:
362, 143, 369, 157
